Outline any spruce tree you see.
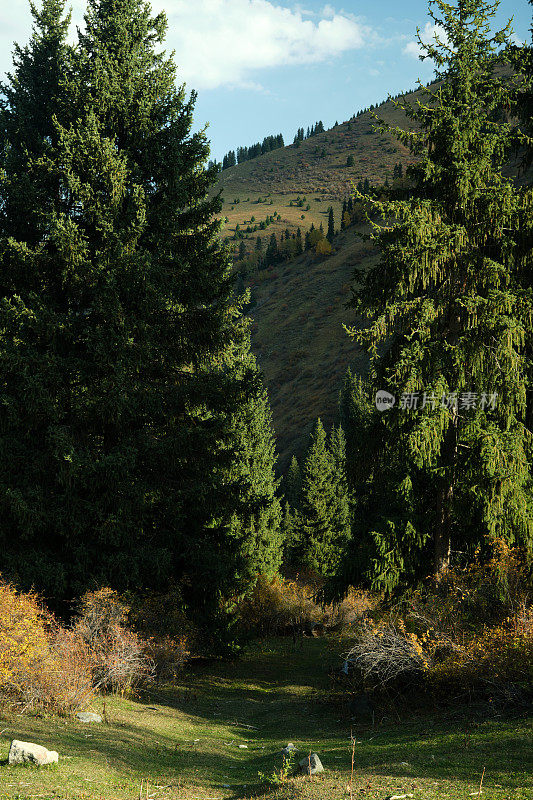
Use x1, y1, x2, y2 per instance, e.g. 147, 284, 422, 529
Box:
339, 369, 374, 491
226, 349, 283, 584
266, 232, 278, 265
281, 455, 302, 567
345, 0, 533, 585
285, 455, 302, 508
327, 206, 335, 242
328, 425, 352, 556
0, 0, 72, 251
0, 0, 281, 620
512, 3, 533, 169
296, 419, 351, 576
295, 226, 303, 255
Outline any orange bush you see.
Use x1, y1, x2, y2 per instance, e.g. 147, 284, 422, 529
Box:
0, 578, 93, 713
73, 588, 153, 695
238, 574, 373, 636
344, 541, 532, 701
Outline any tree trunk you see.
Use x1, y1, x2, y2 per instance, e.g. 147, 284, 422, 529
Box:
434, 301, 461, 579
434, 399, 458, 579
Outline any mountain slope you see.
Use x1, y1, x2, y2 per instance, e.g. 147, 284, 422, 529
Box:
249, 223, 374, 467
213, 69, 528, 469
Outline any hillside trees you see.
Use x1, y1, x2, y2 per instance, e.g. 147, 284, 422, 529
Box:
223, 133, 284, 169
222, 150, 236, 169
338, 0, 533, 592
0, 0, 282, 625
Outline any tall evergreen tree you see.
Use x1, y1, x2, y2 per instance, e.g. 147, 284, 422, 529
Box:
226, 349, 283, 584
339, 369, 374, 491
0, 0, 72, 250
296, 420, 351, 576
328, 424, 352, 556
343, 0, 532, 588
327, 206, 334, 242
266, 232, 278, 265
285, 455, 302, 508
295, 226, 303, 255
281, 455, 302, 567
0, 0, 281, 623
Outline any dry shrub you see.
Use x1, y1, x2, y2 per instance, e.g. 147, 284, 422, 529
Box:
327, 589, 373, 631
344, 541, 532, 702
345, 619, 428, 690
144, 635, 190, 681
238, 575, 319, 635
0, 578, 92, 713
74, 588, 153, 695
34, 627, 94, 712
128, 588, 193, 679
238, 574, 372, 636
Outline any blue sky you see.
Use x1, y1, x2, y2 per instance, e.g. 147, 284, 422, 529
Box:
2, 0, 531, 161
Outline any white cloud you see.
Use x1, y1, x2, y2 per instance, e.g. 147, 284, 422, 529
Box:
403, 22, 449, 59
152, 0, 372, 90
2, 0, 371, 93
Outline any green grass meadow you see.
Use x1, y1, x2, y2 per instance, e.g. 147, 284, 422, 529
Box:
1, 637, 531, 800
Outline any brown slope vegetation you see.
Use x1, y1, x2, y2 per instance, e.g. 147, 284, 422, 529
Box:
215, 68, 527, 469
214, 90, 420, 262
249, 223, 376, 469
215, 90, 423, 468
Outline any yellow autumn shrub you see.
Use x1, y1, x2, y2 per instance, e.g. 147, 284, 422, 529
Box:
0, 578, 93, 712
344, 541, 532, 701
0, 580, 50, 695
237, 574, 372, 636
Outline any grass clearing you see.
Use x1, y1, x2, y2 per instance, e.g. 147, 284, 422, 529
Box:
0, 637, 531, 800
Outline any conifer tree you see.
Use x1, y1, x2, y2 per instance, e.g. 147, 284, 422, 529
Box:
285, 455, 302, 508
266, 232, 278, 265
226, 350, 283, 583
344, 0, 533, 587
328, 424, 352, 553
0, 0, 281, 619
295, 226, 303, 255
512, 3, 532, 169
296, 420, 351, 576
0, 0, 72, 249
339, 369, 374, 491
327, 206, 334, 242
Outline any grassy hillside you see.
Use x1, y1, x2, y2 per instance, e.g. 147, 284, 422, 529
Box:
213, 68, 527, 469
215, 89, 420, 255
214, 88, 422, 467
249, 223, 374, 467
1, 637, 531, 800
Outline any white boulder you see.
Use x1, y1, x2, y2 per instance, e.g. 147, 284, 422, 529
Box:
8, 740, 59, 766
76, 712, 102, 723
